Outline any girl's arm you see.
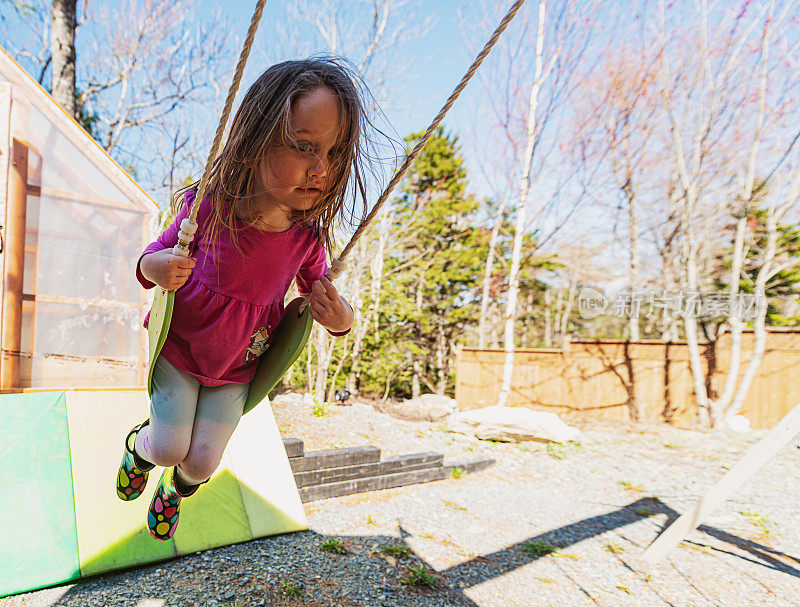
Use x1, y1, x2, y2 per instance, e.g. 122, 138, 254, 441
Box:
136, 192, 205, 289
139, 250, 196, 291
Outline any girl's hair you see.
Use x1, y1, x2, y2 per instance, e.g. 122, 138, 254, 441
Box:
173, 56, 373, 255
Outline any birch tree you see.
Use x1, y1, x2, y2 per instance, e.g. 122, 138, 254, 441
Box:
487, 0, 602, 406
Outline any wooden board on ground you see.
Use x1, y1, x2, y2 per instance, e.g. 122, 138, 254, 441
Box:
289, 446, 381, 472
294, 453, 443, 488
298, 458, 494, 503
642, 402, 800, 563
283, 437, 304, 458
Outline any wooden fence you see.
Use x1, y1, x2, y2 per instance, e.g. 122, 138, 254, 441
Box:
455, 330, 800, 429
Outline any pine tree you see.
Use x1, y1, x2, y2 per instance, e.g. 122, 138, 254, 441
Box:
374, 128, 489, 397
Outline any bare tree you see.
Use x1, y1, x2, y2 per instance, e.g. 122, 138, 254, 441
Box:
653, 0, 800, 426
472, 0, 603, 407
282, 0, 432, 106
574, 43, 663, 341
1, 0, 58, 83
80, 1, 230, 157
1, 0, 233, 202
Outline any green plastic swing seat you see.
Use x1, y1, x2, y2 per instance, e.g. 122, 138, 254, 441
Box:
146, 287, 174, 396
243, 296, 313, 413
147, 289, 312, 413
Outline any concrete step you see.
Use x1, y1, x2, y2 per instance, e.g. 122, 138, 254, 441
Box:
298, 457, 494, 502
289, 445, 381, 473
294, 452, 443, 488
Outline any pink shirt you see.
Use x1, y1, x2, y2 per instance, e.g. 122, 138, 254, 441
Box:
137, 190, 329, 386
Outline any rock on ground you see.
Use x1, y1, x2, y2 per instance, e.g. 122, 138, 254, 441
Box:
380, 394, 458, 422
447, 405, 583, 443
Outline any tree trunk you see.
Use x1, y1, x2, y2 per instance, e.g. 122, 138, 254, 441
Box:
498, 0, 547, 407
51, 0, 77, 118
714, 213, 747, 416
727, 179, 800, 420
313, 325, 332, 404
559, 279, 577, 349
479, 202, 505, 349
490, 302, 501, 348
411, 269, 424, 399
411, 361, 421, 398
327, 335, 349, 403
624, 174, 641, 340
716, 15, 775, 423
435, 323, 446, 394
522, 291, 533, 347
369, 207, 392, 342
681, 197, 713, 426
554, 289, 563, 346
544, 289, 552, 347
306, 329, 314, 395
346, 238, 369, 393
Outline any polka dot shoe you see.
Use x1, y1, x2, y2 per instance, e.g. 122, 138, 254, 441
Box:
147, 466, 193, 541
116, 420, 154, 501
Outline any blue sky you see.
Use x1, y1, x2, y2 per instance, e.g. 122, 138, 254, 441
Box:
211, 0, 486, 143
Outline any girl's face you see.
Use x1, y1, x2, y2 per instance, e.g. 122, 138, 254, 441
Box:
254, 86, 342, 229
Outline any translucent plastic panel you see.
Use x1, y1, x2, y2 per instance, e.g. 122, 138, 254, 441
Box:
31, 300, 140, 359
23, 194, 40, 296
28, 105, 127, 203
27, 351, 139, 388
18, 95, 149, 388
34, 193, 143, 303
20, 300, 34, 354
28, 300, 140, 388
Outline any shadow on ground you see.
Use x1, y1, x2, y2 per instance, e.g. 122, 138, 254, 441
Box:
32, 497, 800, 606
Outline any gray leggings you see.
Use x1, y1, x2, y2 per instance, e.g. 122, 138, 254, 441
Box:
134, 356, 249, 485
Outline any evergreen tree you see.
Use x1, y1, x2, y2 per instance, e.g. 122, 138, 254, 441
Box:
367, 128, 490, 397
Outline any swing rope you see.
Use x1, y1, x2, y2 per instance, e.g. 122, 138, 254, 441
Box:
335, 0, 526, 265
172, 0, 268, 257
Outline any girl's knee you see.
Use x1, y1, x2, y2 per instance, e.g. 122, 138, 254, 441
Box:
145, 440, 190, 468
179, 443, 223, 482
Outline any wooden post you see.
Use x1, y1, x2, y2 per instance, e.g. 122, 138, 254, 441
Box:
0, 84, 11, 383
2, 139, 27, 389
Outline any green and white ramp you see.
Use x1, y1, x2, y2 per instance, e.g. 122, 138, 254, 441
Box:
0, 390, 307, 598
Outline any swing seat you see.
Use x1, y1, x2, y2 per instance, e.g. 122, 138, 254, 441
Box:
244, 297, 312, 413
146, 288, 174, 396
147, 290, 312, 415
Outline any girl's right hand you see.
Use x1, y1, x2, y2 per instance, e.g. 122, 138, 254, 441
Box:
139, 250, 196, 290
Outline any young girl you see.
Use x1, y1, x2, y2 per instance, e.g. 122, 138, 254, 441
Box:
116, 58, 371, 541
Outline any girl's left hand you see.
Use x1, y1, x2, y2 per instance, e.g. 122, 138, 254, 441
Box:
309, 276, 354, 334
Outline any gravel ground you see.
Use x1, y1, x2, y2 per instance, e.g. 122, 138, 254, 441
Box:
3, 397, 799, 607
